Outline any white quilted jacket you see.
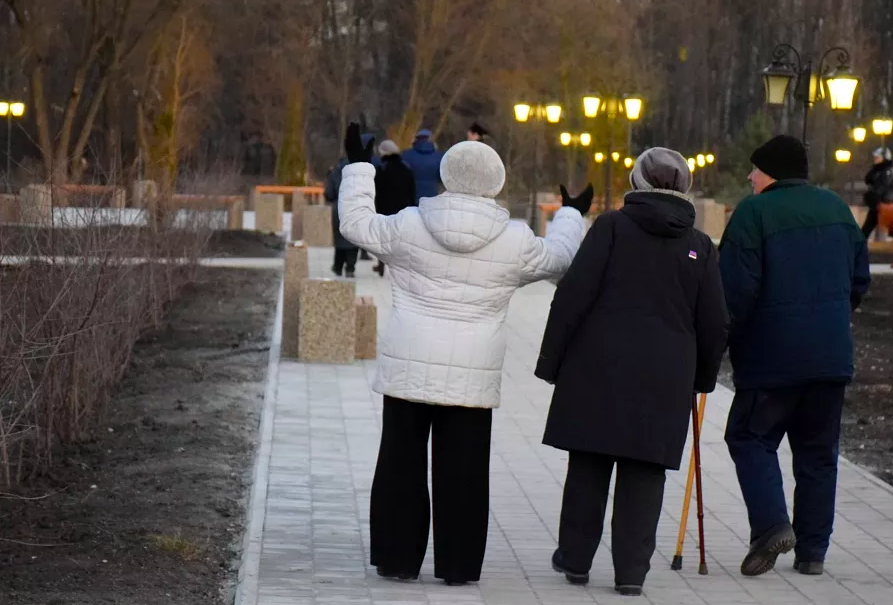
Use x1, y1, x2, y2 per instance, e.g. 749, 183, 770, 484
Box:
339, 161, 584, 409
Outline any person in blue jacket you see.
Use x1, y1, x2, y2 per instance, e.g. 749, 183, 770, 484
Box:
402, 129, 444, 203
719, 135, 871, 578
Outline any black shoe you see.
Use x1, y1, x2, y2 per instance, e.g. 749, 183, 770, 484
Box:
376, 567, 418, 581
615, 585, 643, 597
793, 559, 824, 575
346, 270, 355, 279
332, 265, 343, 277
551, 549, 589, 585
444, 579, 468, 586
741, 524, 796, 577
375, 262, 385, 277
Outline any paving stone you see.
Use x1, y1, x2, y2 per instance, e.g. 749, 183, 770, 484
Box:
247, 247, 893, 605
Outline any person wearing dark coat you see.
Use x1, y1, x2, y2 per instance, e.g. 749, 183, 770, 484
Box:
719, 135, 871, 578
535, 147, 729, 596
860, 147, 893, 238
324, 133, 377, 277
372, 140, 417, 276
402, 128, 444, 203
467, 122, 489, 142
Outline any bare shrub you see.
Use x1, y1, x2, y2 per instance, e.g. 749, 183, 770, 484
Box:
0, 185, 217, 488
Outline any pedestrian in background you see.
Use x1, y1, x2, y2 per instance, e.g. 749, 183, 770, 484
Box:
467, 122, 489, 142
537, 148, 728, 596
860, 147, 893, 239
372, 139, 416, 276
720, 135, 871, 577
402, 128, 444, 203
324, 132, 376, 277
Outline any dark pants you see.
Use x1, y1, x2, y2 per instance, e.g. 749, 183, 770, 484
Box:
333, 248, 359, 275
725, 382, 845, 562
370, 396, 492, 581
861, 206, 879, 239
558, 452, 666, 586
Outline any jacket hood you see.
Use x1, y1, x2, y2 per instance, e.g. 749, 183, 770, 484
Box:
412, 139, 437, 154
621, 190, 695, 238
419, 193, 510, 253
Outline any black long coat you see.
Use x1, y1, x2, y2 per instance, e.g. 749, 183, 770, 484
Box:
535, 191, 729, 469
375, 154, 417, 216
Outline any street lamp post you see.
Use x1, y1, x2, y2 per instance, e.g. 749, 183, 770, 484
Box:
761, 44, 859, 146
514, 102, 562, 230
0, 101, 25, 193
872, 119, 893, 147
582, 95, 643, 212
835, 148, 854, 204
559, 131, 592, 185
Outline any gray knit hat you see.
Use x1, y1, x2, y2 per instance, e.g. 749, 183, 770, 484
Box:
378, 139, 401, 156
629, 147, 693, 194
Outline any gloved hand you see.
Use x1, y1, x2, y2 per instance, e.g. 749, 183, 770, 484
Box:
344, 122, 375, 164
560, 183, 594, 216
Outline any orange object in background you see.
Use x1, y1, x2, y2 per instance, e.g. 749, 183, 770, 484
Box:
879, 203, 893, 232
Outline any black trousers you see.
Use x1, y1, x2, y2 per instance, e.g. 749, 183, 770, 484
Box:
861, 206, 879, 239
558, 451, 666, 586
725, 382, 845, 562
370, 396, 492, 581
333, 248, 359, 274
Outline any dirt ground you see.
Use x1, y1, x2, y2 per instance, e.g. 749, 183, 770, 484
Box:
0, 226, 285, 258
0, 266, 279, 604
719, 274, 893, 484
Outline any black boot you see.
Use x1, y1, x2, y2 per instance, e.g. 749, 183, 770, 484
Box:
376, 567, 418, 582
551, 549, 589, 585
741, 523, 796, 576
615, 585, 644, 597
793, 559, 824, 575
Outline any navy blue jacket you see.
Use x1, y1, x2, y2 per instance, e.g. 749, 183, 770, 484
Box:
719, 180, 871, 390
402, 139, 444, 202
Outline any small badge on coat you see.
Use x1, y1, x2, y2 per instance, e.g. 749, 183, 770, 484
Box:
688, 250, 698, 260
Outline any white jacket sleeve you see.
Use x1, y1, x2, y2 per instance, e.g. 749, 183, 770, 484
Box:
519, 207, 586, 285
338, 162, 404, 261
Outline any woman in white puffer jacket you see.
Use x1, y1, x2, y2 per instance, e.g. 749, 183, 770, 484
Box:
338, 123, 591, 585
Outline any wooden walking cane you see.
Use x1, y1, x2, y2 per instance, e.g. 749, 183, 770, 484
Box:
691, 393, 708, 575
671, 393, 708, 572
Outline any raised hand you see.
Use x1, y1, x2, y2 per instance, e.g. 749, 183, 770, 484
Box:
344, 122, 375, 164
559, 183, 594, 216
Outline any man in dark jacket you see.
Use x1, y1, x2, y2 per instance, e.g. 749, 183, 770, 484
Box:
372, 140, 417, 276
719, 135, 871, 578
860, 147, 893, 238
402, 129, 444, 203
536, 148, 729, 595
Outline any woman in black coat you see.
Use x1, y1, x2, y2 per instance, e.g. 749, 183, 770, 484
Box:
372, 140, 417, 276
536, 148, 729, 596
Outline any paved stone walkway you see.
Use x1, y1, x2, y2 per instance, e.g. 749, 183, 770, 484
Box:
241, 248, 893, 605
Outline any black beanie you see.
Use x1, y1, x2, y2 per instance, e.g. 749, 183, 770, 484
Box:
750, 135, 809, 181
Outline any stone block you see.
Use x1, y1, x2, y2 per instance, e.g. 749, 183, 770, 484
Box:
131, 180, 158, 209
255, 193, 284, 233
282, 245, 309, 358
355, 296, 377, 360
303, 204, 334, 247
693, 198, 727, 240
227, 197, 245, 230
0, 194, 19, 223
298, 279, 356, 364
18, 185, 53, 224
290, 191, 309, 242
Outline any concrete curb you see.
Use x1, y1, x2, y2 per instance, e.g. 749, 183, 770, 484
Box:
233, 277, 283, 605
